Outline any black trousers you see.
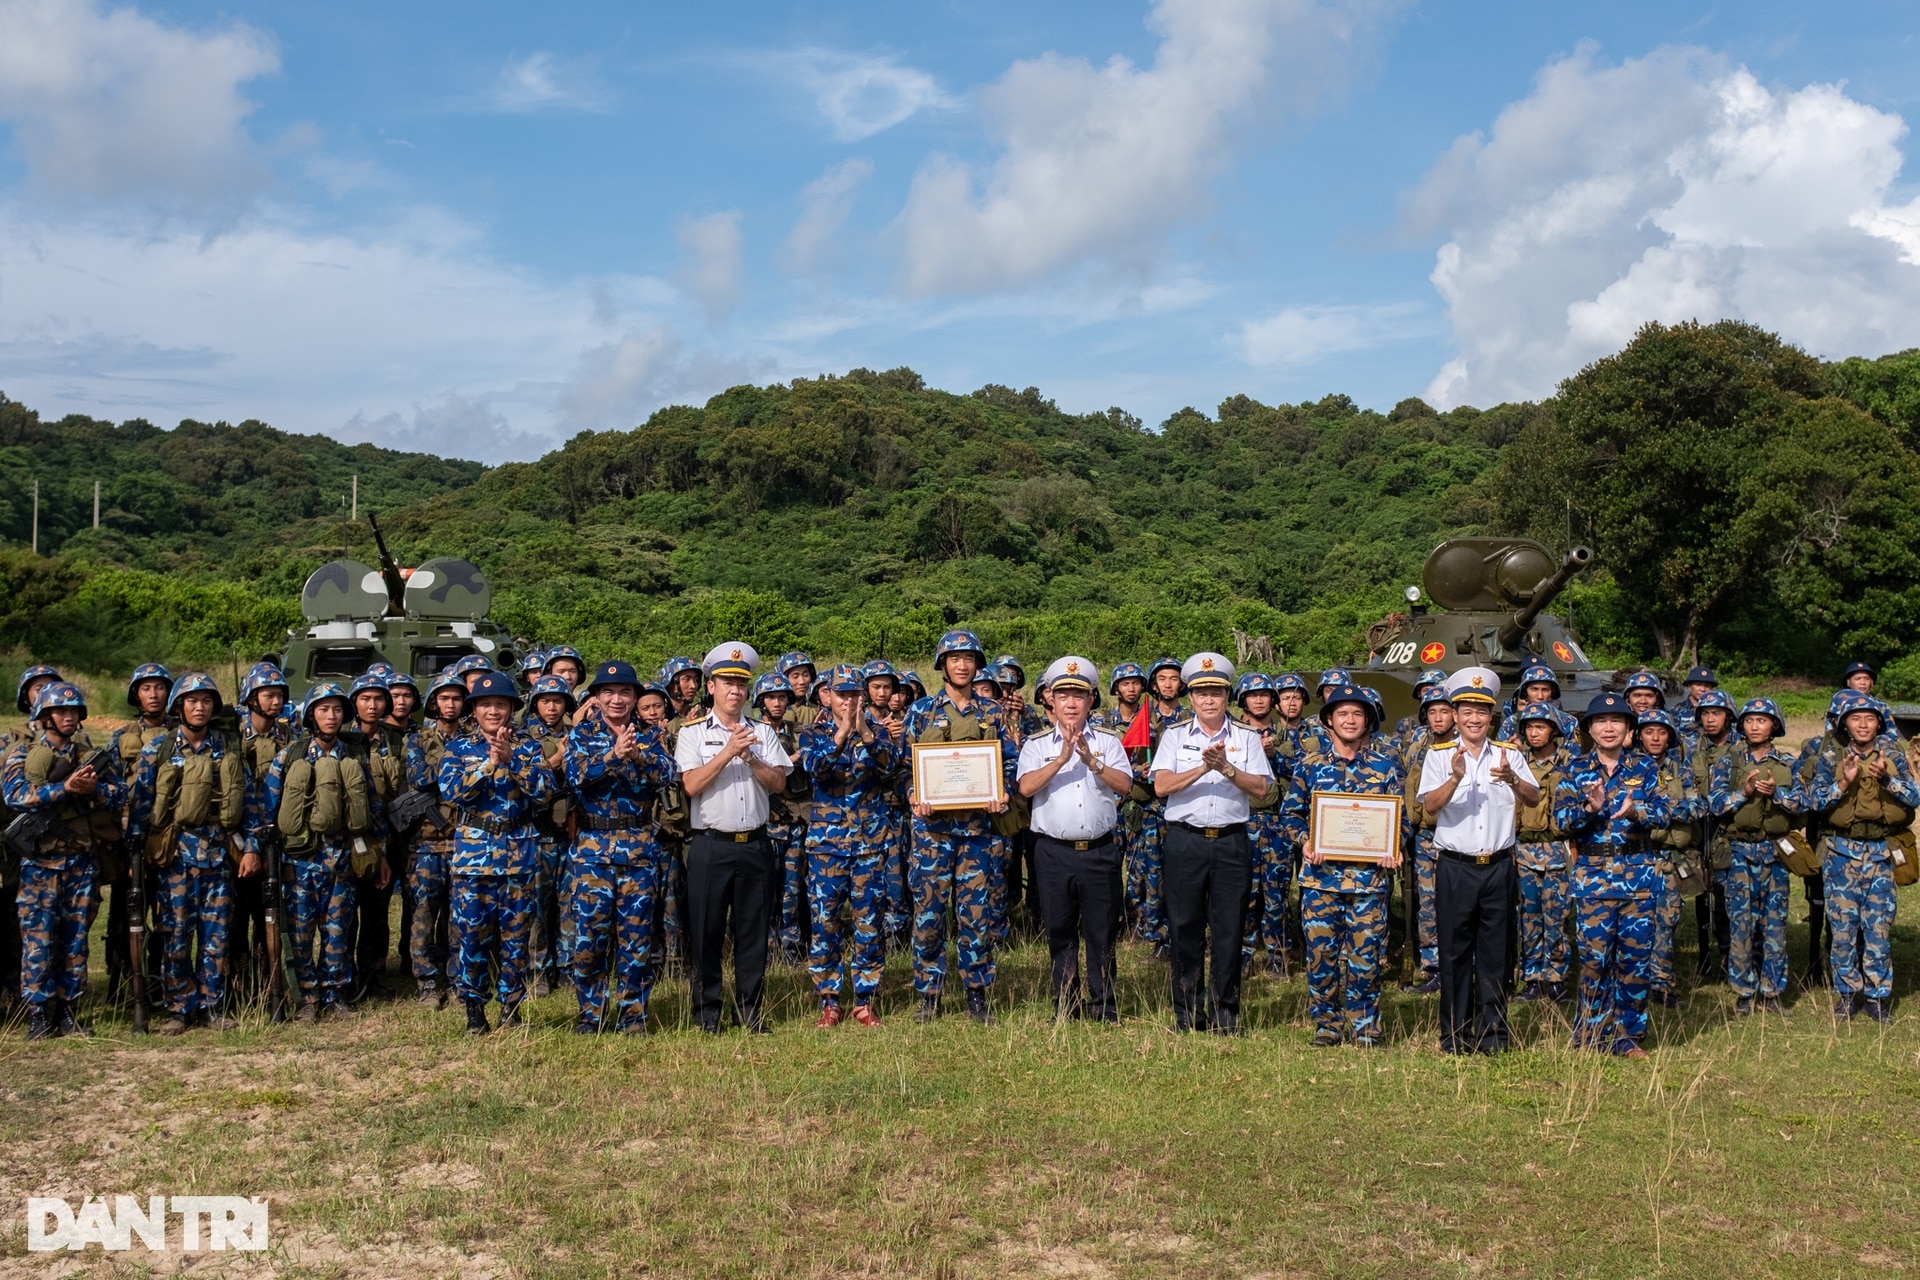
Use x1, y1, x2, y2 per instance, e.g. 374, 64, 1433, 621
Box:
686, 829, 776, 1028
1033, 833, 1124, 1020
1163, 824, 1252, 1030
1437, 851, 1515, 1054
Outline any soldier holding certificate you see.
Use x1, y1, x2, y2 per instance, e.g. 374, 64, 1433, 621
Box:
1416, 667, 1538, 1055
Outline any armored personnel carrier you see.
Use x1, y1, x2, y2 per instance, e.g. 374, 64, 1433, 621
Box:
1357, 537, 1666, 727
271, 516, 520, 700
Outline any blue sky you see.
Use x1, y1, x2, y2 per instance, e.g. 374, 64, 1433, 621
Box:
1, 0, 1918, 461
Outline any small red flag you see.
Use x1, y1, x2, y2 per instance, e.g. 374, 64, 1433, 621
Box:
1121, 706, 1152, 752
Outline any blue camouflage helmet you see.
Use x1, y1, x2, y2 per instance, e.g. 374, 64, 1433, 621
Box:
521, 649, 548, 676
165, 672, 224, 716
901, 670, 927, 697
1317, 667, 1352, 693
636, 680, 670, 704
424, 673, 468, 710
1234, 671, 1276, 706
365, 661, 397, 681
543, 645, 585, 675
1636, 708, 1680, 737
299, 681, 351, 730
1831, 688, 1890, 734
775, 651, 817, 677
529, 674, 577, 710
126, 662, 174, 707
1420, 685, 1452, 709
1146, 656, 1184, 686
14, 663, 62, 714
1413, 668, 1448, 693
1623, 670, 1667, 705
1581, 691, 1636, 725
386, 670, 419, 695
862, 658, 900, 686
825, 664, 864, 694
1317, 683, 1379, 730
975, 663, 1006, 693
1736, 697, 1785, 740
448, 653, 494, 678
348, 672, 393, 705
1695, 688, 1736, 714
750, 671, 794, 705
237, 661, 289, 707
933, 630, 987, 672
991, 655, 1026, 689
1272, 672, 1310, 696
1518, 663, 1561, 694
1107, 661, 1147, 693
1515, 701, 1564, 737
658, 656, 699, 685
29, 681, 88, 722
466, 671, 523, 708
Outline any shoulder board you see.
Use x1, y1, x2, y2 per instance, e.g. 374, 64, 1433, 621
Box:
1492, 739, 1518, 750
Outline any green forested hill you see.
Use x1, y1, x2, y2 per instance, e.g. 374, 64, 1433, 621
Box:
4, 324, 1920, 688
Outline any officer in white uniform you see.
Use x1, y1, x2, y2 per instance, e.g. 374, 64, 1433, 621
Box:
1416, 666, 1538, 1054
676, 642, 793, 1033
1017, 657, 1134, 1021
1149, 652, 1275, 1033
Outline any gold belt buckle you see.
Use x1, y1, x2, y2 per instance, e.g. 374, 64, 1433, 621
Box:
732, 831, 750, 843
1474, 853, 1491, 867
1203, 827, 1221, 839
1072, 840, 1090, 851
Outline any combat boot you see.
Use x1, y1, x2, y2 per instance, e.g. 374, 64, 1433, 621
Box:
414, 979, 440, 1007
25, 1004, 54, 1041
499, 1003, 524, 1029
965, 987, 994, 1026
156, 1015, 190, 1036
53, 1000, 92, 1038
1864, 997, 1891, 1024
913, 993, 940, 1024
1804, 903, 1828, 986
464, 999, 491, 1035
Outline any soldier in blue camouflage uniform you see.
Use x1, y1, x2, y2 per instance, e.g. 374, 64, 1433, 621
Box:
1232, 673, 1295, 978
1672, 666, 1719, 737
1093, 662, 1149, 938
1512, 703, 1572, 1002
1292, 668, 1350, 759
859, 660, 912, 949
232, 663, 293, 997
126, 673, 254, 1033
438, 671, 555, 1033
264, 683, 381, 1020
1637, 709, 1704, 1008
1806, 690, 1918, 1022
1689, 688, 1739, 980
1553, 692, 1671, 1057
800, 664, 905, 1026
903, 630, 1015, 1024
1498, 664, 1582, 743
4, 682, 126, 1039
1122, 656, 1187, 954
523, 673, 576, 996
1280, 685, 1406, 1046
749, 672, 806, 960
990, 655, 1046, 935
110, 662, 175, 1001
450, 653, 495, 694
1706, 698, 1805, 1014
403, 675, 466, 1006
660, 656, 702, 722
344, 672, 407, 1000
1391, 670, 1447, 753
564, 661, 680, 1034
1401, 685, 1456, 990
2, 665, 64, 1008
543, 645, 587, 691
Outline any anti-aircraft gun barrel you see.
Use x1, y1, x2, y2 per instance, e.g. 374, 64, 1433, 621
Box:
367, 512, 407, 618
1497, 546, 1594, 653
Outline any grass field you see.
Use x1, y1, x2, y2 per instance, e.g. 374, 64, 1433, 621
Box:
1, 873, 1917, 1280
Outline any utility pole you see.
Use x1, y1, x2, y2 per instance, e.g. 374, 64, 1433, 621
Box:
351, 474, 358, 523
93, 479, 100, 529
30, 478, 38, 555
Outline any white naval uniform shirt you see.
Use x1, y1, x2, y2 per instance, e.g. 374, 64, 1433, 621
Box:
675, 712, 793, 832
1150, 718, 1273, 828
1418, 738, 1536, 854
1016, 725, 1131, 841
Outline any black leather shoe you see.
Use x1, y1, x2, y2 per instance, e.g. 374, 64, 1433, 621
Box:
25, 1005, 53, 1041
464, 1000, 491, 1035
54, 1000, 91, 1038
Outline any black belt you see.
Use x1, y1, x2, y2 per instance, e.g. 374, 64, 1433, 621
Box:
1579, 843, 1651, 858
1037, 831, 1115, 852
1171, 820, 1246, 839
1439, 846, 1514, 867
584, 814, 650, 833
693, 825, 769, 844
455, 810, 522, 836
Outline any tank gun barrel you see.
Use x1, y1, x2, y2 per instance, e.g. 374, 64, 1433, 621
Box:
1497, 546, 1593, 652
366, 512, 407, 617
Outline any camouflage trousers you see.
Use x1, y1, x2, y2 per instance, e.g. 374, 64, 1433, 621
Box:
882, 819, 912, 938
987, 834, 1012, 945
908, 816, 998, 994
1650, 864, 1681, 994
774, 819, 807, 952
282, 856, 357, 1007
451, 872, 532, 1009
1572, 894, 1654, 1051
17, 855, 95, 1006
1824, 840, 1896, 999
1127, 809, 1168, 946
569, 856, 659, 1031
1414, 828, 1439, 973
1241, 814, 1293, 963
528, 837, 573, 981
159, 858, 232, 1016
1515, 847, 1571, 985
657, 840, 688, 963
807, 836, 888, 1005
1300, 887, 1388, 1041
1722, 843, 1790, 999
407, 845, 453, 984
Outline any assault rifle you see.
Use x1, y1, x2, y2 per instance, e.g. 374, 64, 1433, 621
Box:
261, 831, 289, 1020
2, 746, 114, 858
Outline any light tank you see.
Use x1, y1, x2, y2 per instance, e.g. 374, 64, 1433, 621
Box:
270, 514, 519, 700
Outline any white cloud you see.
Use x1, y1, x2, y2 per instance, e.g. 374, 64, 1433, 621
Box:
893, 0, 1398, 296
772, 49, 956, 142
480, 52, 610, 114
782, 159, 873, 276
560, 327, 768, 433
340, 393, 552, 465
1238, 302, 1428, 366
0, 0, 278, 210
676, 211, 744, 322
1409, 44, 1920, 407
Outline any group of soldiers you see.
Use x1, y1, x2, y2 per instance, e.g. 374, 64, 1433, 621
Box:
0, 633, 1911, 1050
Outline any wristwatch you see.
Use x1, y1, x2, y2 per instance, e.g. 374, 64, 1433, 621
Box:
1224, 764, 1238, 782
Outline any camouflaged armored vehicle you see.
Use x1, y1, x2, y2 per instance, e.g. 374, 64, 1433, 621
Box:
1357, 537, 1668, 728
271, 517, 520, 700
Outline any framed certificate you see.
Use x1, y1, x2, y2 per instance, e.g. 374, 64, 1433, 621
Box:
912, 740, 1007, 812
1310, 790, 1402, 863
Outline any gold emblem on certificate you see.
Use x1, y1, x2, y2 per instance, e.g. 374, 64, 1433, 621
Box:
911, 740, 1007, 811
1309, 790, 1403, 863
